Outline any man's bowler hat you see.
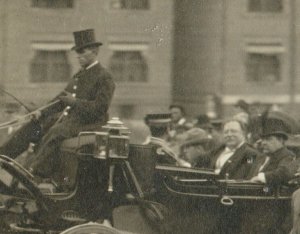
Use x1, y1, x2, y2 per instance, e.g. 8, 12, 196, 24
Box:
261, 111, 298, 140
71, 29, 103, 51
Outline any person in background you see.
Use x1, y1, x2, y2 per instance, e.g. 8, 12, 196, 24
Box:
194, 114, 224, 151
193, 114, 213, 133
144, 114, 178, 164
233, 99, 266, 145
234, 99, 250, 116
168, 104, 192, 140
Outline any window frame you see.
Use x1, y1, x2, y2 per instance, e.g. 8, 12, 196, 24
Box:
108, 43, 149, 83
31, 0, 74, 9
30, 44, 72, 83
244, 43, 285, 84
109, 0, 150, 11
247, 0, 284, 13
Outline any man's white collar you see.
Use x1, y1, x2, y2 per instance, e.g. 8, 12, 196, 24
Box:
86, 60, 98, 70
178, 118, 186, 125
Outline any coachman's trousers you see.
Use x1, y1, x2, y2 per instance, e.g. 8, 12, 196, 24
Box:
0, 116, 82, 177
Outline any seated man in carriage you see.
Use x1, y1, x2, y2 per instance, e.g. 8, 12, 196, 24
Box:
0, 29, 115, 179
249, 111, 297, 185
195, 118, 261, 179
239, 111, 298, 234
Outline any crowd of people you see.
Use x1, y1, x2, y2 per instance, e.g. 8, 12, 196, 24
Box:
143, 101, 300, 233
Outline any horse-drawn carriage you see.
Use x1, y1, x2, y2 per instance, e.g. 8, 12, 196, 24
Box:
0, 117, 299, 233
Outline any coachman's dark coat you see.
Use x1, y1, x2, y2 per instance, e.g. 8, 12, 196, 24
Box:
33, 63, 115, 176
0, 63, 115, 177
43, 63, 114, 126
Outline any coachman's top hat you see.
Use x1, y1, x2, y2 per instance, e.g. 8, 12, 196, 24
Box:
261, 110, 298, 140
71, 29, 103, 51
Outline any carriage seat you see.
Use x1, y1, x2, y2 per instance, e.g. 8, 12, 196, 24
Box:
60, 123, 105, 153
60, 134, 97, 153
54, 126, 104, 190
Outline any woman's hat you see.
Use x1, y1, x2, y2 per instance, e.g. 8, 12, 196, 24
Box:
71, 29, 103, 51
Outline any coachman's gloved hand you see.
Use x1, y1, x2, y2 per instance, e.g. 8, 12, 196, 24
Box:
59, 91, 76, 106
31, 110, 42, 120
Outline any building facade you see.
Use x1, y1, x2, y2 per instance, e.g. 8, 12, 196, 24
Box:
0, 0, 173, 119
173, 0, 300, 118
0, 0, 299, 121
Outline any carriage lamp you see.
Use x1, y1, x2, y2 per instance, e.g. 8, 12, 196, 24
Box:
102, 117, 130, 160
77, 132, 109, 159
77, 118, 130, 160
95, 132, 109, 159
108, 135, 129, 159
102, 117, 130, 193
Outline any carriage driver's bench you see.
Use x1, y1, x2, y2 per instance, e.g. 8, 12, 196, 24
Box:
46, 117, 150, 196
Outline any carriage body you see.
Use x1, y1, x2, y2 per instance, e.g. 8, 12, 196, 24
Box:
0, 122, 299, 233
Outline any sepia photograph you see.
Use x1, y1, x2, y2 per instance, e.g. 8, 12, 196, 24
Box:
0, 0, 300, 233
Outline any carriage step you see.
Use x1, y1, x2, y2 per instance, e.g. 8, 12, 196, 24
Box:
61, 210, 86, 222
9, 223, 42, 233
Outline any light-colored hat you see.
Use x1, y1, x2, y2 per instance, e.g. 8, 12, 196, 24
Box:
180, 128, 210, 147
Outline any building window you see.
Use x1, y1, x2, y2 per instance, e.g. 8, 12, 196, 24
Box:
110, 0, 149, 10
246, 53, 281, 82
31, 0, 73, 8
248, 0, 283, 12
109, 51, 148, 82
30, 51, 71, 82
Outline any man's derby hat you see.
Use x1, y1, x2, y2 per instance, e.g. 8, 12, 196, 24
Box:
71, 29, 103, 51
261, 110, 298, 140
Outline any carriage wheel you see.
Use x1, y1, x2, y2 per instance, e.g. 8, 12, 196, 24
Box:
60, 222, 129, 234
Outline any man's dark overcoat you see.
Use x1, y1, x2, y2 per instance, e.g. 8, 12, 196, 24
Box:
196, 143, 260, 179
239, 147, 296, 234
246, 146, 296, 185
